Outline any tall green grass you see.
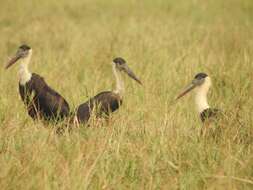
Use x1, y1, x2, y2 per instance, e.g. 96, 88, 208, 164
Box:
0, 0, 252, 189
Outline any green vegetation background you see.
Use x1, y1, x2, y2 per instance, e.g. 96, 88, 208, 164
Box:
0, 0, 252, 189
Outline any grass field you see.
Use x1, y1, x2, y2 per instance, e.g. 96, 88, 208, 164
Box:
0, 0, 253, 189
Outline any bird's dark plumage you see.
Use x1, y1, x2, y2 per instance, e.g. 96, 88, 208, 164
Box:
194, 73, 208, 80
19, 73, 70, 121
113, 57, 126, 65
200, 108, 220, 123
76, 91, 122, 123
19, 44, 31, 51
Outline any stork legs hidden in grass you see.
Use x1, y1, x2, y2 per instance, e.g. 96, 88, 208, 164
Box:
5, 44, 70, 122
4, 45, 222, 133
176, 73, 222, 136
75, 57, 142, 125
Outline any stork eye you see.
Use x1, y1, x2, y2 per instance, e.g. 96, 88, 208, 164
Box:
115, 63, 124, 71
19, 52, 26, 57
17, 49, 29, 57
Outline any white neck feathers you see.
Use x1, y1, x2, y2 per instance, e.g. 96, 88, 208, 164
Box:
195, 76, 211, 113
112, 63, 124, 96
19, 50, 32, 85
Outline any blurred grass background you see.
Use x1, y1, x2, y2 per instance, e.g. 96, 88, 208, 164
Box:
0, 0, 252, 189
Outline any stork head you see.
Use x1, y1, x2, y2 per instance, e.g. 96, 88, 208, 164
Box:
175, 72, 211, 100
5, 44, 32, 69
113, 57, 142, 85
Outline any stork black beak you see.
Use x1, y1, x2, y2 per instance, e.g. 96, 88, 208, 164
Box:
5, 53, 22, 69
122, 64, 142, 85
175, 79, 202, 100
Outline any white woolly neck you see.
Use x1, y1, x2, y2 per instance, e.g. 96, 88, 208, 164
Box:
194, 76, 211, 113
19, 50, 32, 85
112, 63, 124, 96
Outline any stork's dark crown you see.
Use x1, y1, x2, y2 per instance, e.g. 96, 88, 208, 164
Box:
113, 57, 126, 65
19, 44, 31, 51
194, 73, 208, 80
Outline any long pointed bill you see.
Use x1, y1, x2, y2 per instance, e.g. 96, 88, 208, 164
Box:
175, 82, 197, 100
5, 54, 22, 69
123, 65, 142, 85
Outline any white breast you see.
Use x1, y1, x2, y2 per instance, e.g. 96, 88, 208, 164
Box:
19, 50, 32, 85
195, 77, 211, 113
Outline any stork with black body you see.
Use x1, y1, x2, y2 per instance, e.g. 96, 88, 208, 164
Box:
175, 73, 220, 123
76, 57, 142, 124
5, 44, 70, 121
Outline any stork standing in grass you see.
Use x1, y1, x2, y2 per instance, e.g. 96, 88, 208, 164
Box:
75, 57, 142, 124
5, 44, 70, 121
175, 73, 221, 127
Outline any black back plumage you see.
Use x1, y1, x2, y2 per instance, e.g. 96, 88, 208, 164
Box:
19, 73, 69, 120
200, 108, 220, 123
76, 91, 122, 123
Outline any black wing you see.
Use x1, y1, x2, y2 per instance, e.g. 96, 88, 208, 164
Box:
76, 91, 122, 123
200, 108, 221, 123
19, 73, 70, 120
